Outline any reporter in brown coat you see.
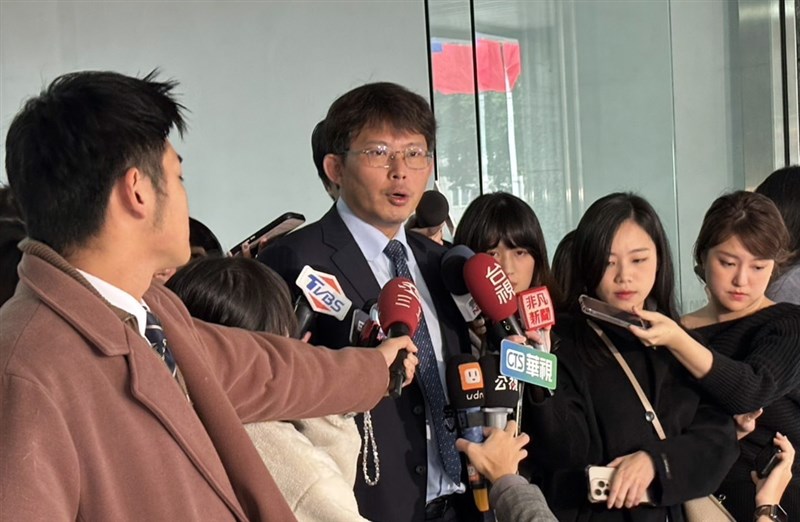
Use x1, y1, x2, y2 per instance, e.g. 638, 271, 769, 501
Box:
0, 70, 418, 521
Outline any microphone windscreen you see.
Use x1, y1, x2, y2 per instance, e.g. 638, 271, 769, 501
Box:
415, 191, 450, 228
480, 353, 519, 409
441, 245, 475, 296
445, 354, 485, 410
463, 253, 518, 322
377, 277, 422, 337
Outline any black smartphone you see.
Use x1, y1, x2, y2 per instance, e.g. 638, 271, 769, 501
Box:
229, 212, 305, 256
754, 442, 782, 479
579, 294, 648, 329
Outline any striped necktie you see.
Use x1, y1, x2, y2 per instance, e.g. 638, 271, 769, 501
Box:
383, 239, 462, 484
144, 309, 178, 378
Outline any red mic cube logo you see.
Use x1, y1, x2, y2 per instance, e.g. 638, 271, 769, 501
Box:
517, 286, 555, 331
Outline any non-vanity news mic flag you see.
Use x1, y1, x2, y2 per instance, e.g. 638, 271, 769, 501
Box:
517, 286, 555, 352
445, 354, 490, 512
293, 265, 353, 339
377, 277, 423, 398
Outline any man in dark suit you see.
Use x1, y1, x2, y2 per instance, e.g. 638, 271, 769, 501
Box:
260, 82, 479, 522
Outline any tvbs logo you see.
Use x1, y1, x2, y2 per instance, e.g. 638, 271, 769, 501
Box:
296, 266, 352, 321
459, 361, 484, 401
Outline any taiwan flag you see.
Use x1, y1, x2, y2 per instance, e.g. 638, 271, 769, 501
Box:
431, 37, 521, 95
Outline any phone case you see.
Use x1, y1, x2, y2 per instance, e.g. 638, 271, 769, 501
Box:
579, 295, 648, 329
229, 212, 305, 255
586, 466, 652, 505
754, 443, 781, 478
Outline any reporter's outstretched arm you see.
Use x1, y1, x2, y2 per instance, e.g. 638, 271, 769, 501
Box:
455, 421, 557, 522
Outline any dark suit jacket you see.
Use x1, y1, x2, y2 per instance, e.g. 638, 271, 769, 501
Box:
260, 206, 477, 522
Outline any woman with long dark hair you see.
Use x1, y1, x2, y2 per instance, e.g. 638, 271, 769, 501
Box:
523, 192, 738, 522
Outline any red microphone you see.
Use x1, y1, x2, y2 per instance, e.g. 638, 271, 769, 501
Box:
378, 277, 422, 398
517, 286, 555, 352
463, 253, 525, 339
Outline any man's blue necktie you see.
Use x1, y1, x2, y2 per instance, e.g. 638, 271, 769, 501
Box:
383, 239, 461, 484
144, 309, 178, 378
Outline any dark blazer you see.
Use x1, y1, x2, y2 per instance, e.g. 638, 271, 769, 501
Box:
522, 315, 739, 522
260, 206, 476, 522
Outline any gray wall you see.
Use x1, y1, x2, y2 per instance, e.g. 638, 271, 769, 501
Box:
0, 0, 431, 250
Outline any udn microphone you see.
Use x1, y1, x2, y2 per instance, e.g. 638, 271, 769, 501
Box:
440, 245, 482, 322
445, 354, 490, 512
377, 277, 422, 398
480, 353, 520, 429
293, 265, 353, 339
463, 253, 525, 340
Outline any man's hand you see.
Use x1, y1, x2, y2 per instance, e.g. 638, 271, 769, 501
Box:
753, 432, 794, 507
455, 421, 530, 483
374, 336, 419, 389
606, 451, 656, 509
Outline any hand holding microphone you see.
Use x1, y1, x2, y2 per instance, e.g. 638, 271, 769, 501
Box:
455, 420, 530, 484
378, 277, 424, 398
446, 354, 490, 512
375, 337, 419, 394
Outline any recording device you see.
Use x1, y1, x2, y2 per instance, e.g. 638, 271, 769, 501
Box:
445, 354, 490, 512
480, 353, 520, 430
755, 441, 782, 479
579, 295, 648, 330
292, 265, 353, 339
441, 246, 482, 322
586, 466, 652, 505
377, 277, 423, 398
230, 211, 305, 256
463, 253, 524, 340
349, 300, 383, 347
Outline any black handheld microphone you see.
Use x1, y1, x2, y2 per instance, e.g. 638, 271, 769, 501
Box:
441, 245, 482, 322
445, 354, 490, 512
480, 353, 520, 429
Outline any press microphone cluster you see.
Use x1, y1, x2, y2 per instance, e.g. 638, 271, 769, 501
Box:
445, 354, 490, 512
377, 277, 423, 398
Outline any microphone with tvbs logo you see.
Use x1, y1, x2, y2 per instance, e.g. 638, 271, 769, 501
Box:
293, 265, 352, 340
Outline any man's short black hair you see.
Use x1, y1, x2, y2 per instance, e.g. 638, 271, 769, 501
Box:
323, 82, 436, 156
311, 119, 333, 191
5, 70, 187, 255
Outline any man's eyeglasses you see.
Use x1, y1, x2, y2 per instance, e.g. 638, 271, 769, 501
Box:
343, 146, 433, 170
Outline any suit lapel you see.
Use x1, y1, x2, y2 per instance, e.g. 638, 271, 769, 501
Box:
320, 207, 381, 304
20, 253, 248, 520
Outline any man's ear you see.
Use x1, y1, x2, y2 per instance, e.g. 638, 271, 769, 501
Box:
116, 167, 148, 219
323, 154, 343, 186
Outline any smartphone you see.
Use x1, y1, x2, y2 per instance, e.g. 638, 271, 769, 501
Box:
229, 212, 305, 256
754, 442, 782, 479
586, 466, 652, 505
579, 295, 648, 329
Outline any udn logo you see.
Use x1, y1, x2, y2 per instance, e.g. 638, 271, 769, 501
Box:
459, 362, 483, 391
466, 389, 484, 401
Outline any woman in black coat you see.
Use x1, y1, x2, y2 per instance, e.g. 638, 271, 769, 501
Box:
522, 193, 739, 522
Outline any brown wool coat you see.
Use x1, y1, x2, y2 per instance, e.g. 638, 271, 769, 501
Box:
0, 240, 389, 521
